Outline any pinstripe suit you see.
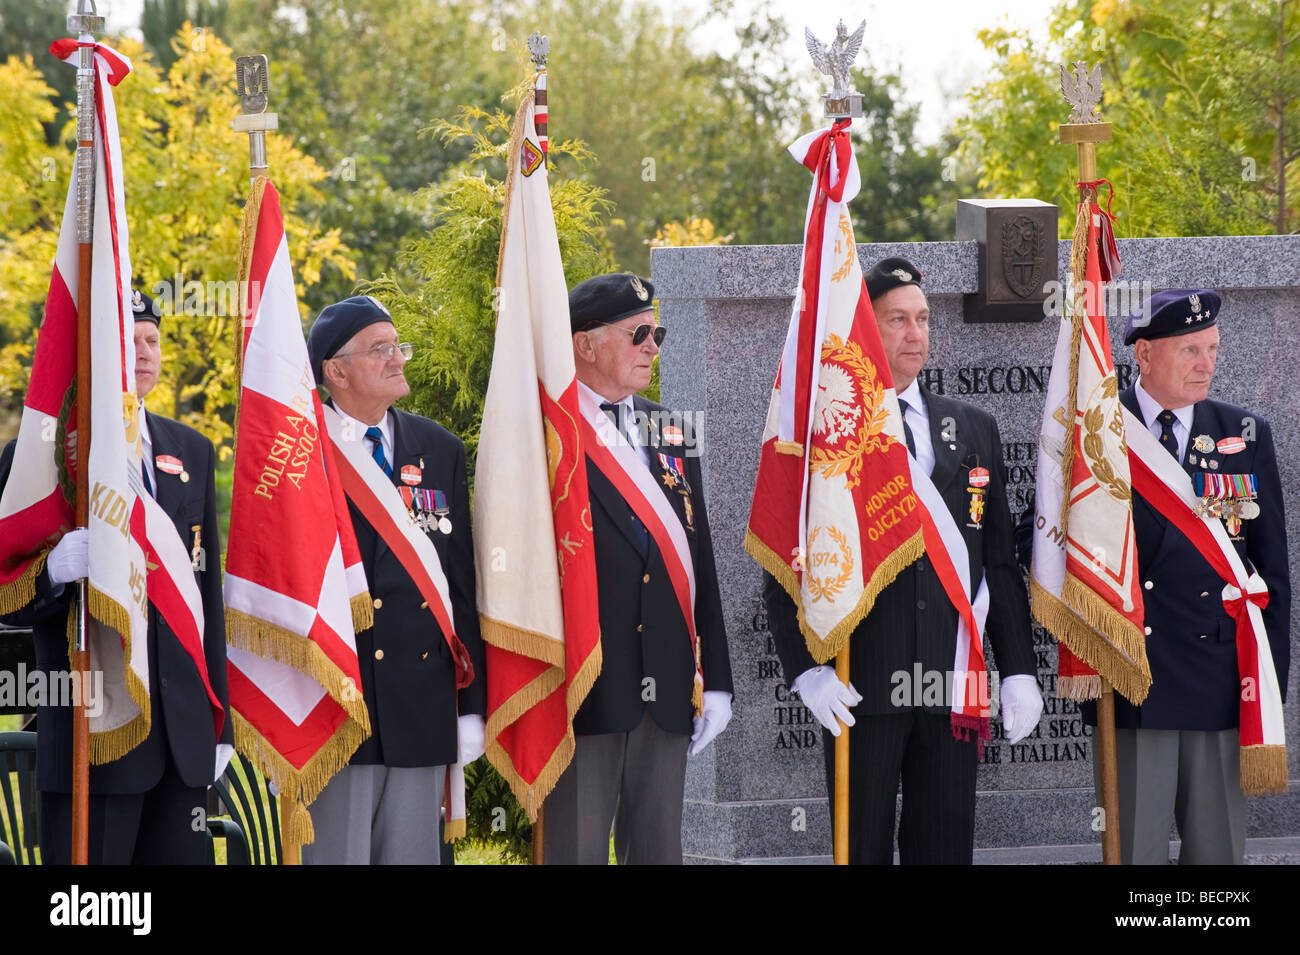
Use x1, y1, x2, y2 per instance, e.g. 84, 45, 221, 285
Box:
766, 386, 1035, 864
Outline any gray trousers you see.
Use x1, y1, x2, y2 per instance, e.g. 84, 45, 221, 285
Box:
1101, 727, 1245, 865
544, 710, 690, 865
302, 764, 445, 865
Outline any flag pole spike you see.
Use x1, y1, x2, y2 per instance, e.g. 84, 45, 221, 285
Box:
233, 54, 278, 186
1058, 60, 1122, 867
68, 0, 105, 869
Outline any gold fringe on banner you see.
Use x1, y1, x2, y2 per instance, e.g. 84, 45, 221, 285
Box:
231, 174, 269, 453
82, 586, 152, 763
0, 550, 50, 615
349, 592, 374, 633
479, 614, 566, 669
482, 619, 604, 821
1030, 577, 1151, 704
442, 818, 466, 843
745, 526, 924, 665
226, 610, 372, 730
1240, 744, 1288, 796
1058, 197, 1093, 533
231, 708, 370, 843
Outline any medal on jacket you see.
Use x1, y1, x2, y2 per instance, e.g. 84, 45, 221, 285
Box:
966, 466, 989, 529
432, 489, 452, 535
658, 452, 695, 531
399, 486, 427, 531
1194, 472, 1259, 541
190, 524, 203, 569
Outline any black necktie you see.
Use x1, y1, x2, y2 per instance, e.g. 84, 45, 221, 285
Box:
600, 401, 621, 430
1157, 410, 1179, 460
898, 398, 917, 457
141, 460, 153, 497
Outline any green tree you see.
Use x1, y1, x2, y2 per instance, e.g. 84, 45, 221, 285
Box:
0, 27, 355, 451
141, 0, 229, 70
0, 0, 76, 137
365, 96, 615, 462
958, 0, 1299, 237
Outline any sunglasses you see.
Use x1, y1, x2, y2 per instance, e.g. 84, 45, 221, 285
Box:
609, 323, 667, 347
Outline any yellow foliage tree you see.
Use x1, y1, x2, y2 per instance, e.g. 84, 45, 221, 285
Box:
0, 26, 355, 453
646, 216, 734, 249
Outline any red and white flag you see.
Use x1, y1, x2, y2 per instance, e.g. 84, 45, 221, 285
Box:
477, 79, 601, 817
223, 179, 373, 844
1030, 199, 1151, 704
745, 119, 994, 734
0, 40, 221, 761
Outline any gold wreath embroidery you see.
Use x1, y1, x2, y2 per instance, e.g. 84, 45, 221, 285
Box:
805, 525, 855, 602
1080, 374, 1129, 501
808, 334, 891, 490
831, 213, 854, 282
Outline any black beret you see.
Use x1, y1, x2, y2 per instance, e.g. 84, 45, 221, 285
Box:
307, 295, 394, 383
865, 256, 923, 302
1123, 289, 1220, 346
131, 288, 162, 326
569, 273, 655, 333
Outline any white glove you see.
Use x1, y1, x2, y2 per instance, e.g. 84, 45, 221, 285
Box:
457, 714, 486, 764
999, 673, 1043, 744
214, 743, 235, 783
792, 666, 862, 736
688, 691, 733, 756
46, 528, 89, 585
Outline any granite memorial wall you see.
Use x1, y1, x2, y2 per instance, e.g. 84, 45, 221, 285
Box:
653, 232, 1300, 863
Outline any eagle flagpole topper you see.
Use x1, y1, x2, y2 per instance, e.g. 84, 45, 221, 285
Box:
805, 19, 865, 119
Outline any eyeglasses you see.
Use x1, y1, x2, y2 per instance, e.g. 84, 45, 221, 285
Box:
609, 323, 667, 347
334, 341, 414, 362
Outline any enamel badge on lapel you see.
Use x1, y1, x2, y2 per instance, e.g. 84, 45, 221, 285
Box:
1192, 434, 1215, 454
156, 454, 183, 476
1194, 472, 1259, 541
400, 465, 422, 486
966, 466, 989, 529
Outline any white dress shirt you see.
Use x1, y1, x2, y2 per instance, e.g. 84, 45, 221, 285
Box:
896, 379, 935, 477
578, 380, 650, 470
1134, 377, 1193, 463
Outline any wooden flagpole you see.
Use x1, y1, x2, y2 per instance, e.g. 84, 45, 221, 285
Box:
68, 0, 106, 868
232, 53, 299, 864
1058, 62, 1122, 866
833, 646, 850, 865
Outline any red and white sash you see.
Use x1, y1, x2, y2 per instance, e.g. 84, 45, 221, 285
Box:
1123, 408, 1286, 793
321, 406, 472, 688
577, 391, 704, 710
908, 458, 991, 737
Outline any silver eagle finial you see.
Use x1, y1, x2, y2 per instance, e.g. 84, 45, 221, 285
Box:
1060, 60, 1103, 124
806, 19, 865, 101
528, 32, 549, 69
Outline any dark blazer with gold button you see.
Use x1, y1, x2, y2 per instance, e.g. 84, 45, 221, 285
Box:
344, 408, 486, 768
766, 386, 1036, 713
0, 413, 233, 793
573, 395, 733, 737
1104, 388, 1290, 730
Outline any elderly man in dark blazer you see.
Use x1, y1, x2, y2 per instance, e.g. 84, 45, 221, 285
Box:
766, 257, 1042, 865
0, 289, 232, 864
543, 273, 734, 865
1095, 289, 1290, 864
303, 295, 486, 865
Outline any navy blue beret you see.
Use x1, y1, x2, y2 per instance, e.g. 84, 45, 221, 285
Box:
308, 295, 394, 382
131, 288, 162, 325
1123, 289, 1220, 346
569, 273, 655, 333
865, 256, 923, 303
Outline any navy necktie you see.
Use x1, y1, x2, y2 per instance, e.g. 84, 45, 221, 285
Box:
141, 459, 153, 497
366, 425, 392, 478
898, 398, 917, 457
1157, 410, 1179, 461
